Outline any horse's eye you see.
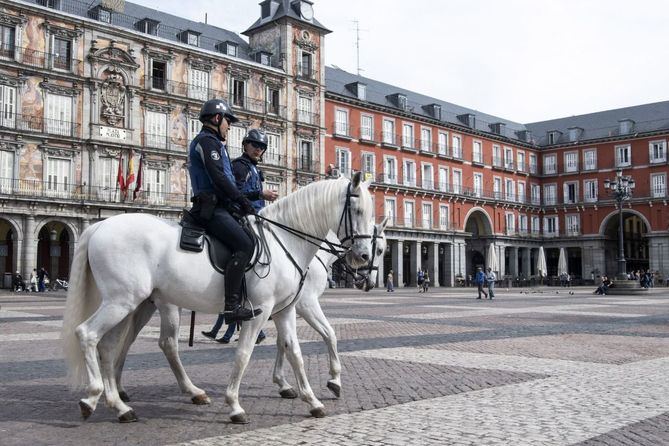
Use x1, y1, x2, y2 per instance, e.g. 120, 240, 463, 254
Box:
377, 249, 383, 255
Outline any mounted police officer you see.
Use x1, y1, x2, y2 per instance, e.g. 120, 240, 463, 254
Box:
232, 129, 279, 211
188, 98, 261, 324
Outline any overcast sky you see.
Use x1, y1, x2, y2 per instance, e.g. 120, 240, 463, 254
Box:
131, 0, 669, 124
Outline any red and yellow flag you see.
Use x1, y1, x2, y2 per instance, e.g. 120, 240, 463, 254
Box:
126, 149, 136, 189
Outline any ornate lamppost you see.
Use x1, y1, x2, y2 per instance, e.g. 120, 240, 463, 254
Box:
603, 169, 635, 280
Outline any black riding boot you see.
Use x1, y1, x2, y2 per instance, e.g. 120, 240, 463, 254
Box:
223, 252, 262, 324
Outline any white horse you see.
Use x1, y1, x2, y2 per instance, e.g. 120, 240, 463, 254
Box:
61, 174, 374, 423
105, 219, 388, 408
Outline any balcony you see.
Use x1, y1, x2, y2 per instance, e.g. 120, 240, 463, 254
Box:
529, 163, 538, 174
296, 157, 319, 173
436, 144, 449, 157
450, 147, 464, 161
652, 186, 667, 198
0, 112, 79, 137
295, 64, 318, 82
472, 152, 484, 165
263, 152, 289, 168
0, 44, 82, 73
143, 76, 225, 102
504, 160, 515, 171
376, 173, 398, 185
297, 109, 317, 125
358, 127, 376, 143
143, 132, 167, 149
332, 122, 353, 139
380, 132, 399, 148
492, 156, 504, 169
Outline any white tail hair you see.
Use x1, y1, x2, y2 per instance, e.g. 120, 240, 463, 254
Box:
61, 222, 103, 390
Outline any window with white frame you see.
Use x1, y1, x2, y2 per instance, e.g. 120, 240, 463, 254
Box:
439, 204, 449, 229
298, 140, 313, 171
543, 215, 558, 236
505, 212, 515, 234
544, 183, 557, 205
422, 163, 433, 189
438, 132, 448, 155
382, 119, 395, 145
492, 145, 502, 166
46, 157, 71, 197
232, 78, 245, 107
584, 179, 598, 202
519, 215, 528, 233
384, 156, 397, 184
402, 123, 413, 148
227, 125, 245, 159
266, 87, 280, 114
0, 84, 16, 128
297, 95, 312, 124
335, 109, 348, 136
421, 127, 432, 151
529, 153, 537, 173
335, 147, 351, 177
146, 167, 166, 205
145, 110, 167, 149
452, 169, 462, 194
505, 178, 515, 201
517, 151, 525, 171
385, 197, 396, 225
438, 166, 448, 192
651, 173, 666, 197
46, 93, 73, 136
98, 156, 120, 201
563, 181, 578, 204
187, 117, 200, 142
52, 36, 72, 71
265, 132, 280, 165
0, 25, 16, 59
564, 151, 578, 172
361, 153, 375, 181
403, 159, 416, 187
543, 154, 557, 174
517, 181, 526, 203
493, 177, 501, 199
404, 200, 414, 227
188, 68, 208, 101
422, 202, 433, 229
504, 147, 514, 169
531, 216, 540, 235
583, 149, 597, 170
0, 149, 14, 193
649, 140, 667, 163
472, 140, 483, 163
615, 144, 631, 167
360, 115, 373, 140
473, 172, 483, 197
452, 134, 462, 158
531, 183, 540, 205
566, 214, 580, 235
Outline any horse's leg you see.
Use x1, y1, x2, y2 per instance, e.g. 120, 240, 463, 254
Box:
75, 303, 137, 421
224, 312, 270, 424
154, 301, 210, 405
296, 295, 341, 398
273, 307, 326, 418
272, 333, 297, 399
98, 320, 137, 422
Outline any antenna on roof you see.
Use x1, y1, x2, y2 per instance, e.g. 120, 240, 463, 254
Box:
351, 20, 367, 76
205, 13, 208, 24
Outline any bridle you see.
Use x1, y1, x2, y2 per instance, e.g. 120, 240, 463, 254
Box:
336, 224, 384, 289
336, 182, 374, 247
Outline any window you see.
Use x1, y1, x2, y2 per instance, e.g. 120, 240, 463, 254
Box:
335, 109, 349, 136
298, 140, 313, 171
95, 7, 111, 23
299, 52, 313, 78
226, 42, 238, 57
564, 152, 578, 172
404, 201, 414, 227
583, 149, 597, 170
297, 96, 312, 124
422, 202, 432, 229
402, 123, 413, 148
335, 147, 351, 177
98, 156, 120, 201
517, 181, 526, 203
543, 154, 557, 174
649, 140, 667, 163
151, 60, 166, 90
492, 145, 502, 167
382, 119, 395, 145
403, 160, 416, 187
438, 167, 448, 192
232, 79, 245, 107
258, 52, 271, 66
422, 164, 433, 189
584, 180, 597, 202
189, 68, 208, 101
0, 25, 16, 59
357, 84, 366, 100
544, 184, 557, 205
46, 158, 70, 197
145, 111, 167, 148
531, 184, 540, 205
361, 153, 375, 181
566, 215, 580, 236
493, 177, 501, 199
267, 87, 280, 115
439, 205, 449, 229
529, 153, 537, 174
385, 197, 396, 225
421, 128, 432, 151
544, 216, 558, 237
473, 173, 483, 197
360, 115, 373, 140
52, 37, 71, 70
384, 157, 397, 184
45, 93, 73, 136
651, 173, 666, 198
504, 147, 514, 169
517, 151, 525, 172
186, 32, 199, 46
438, 132, 448, 155
451, 135, 462, 158
505, 213, 515, 235
265, 133, 280, 165
146, 168, 166, 205
0, 84, 16, 128
563, 182, 578, 204
187, 117, 200, 142
472, 140, 483, 163
0, 149, 14, 193
227, 125, 245, 158
615, 144, 631, 167
397, 95, 407, 110
531, 216, 540, 235
452, 169, 462, 194
505, 178, 515, 201
137, 19, 158, 35
519, 215, 528, 233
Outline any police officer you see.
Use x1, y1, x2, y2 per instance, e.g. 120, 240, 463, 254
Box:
188, 98, 261, 324
232, 129, 279, 211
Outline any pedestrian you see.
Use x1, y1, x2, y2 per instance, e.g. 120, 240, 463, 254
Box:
422, 271, 430, 293
13, 271, 25, 292
386, 269, 394, 292
37, 267, 49, 292
594, 275, 611, 295
566, 273, 571, 288
486, 267, 496, 299
475, 267, 488, 299
417, 269, 424, 293
30, 269, 37, 292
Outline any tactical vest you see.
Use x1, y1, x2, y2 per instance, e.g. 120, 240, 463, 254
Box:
233, 156, 265, 211
188, 130, 235, 199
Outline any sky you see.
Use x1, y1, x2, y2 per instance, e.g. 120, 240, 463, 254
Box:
130, 0, 669, 124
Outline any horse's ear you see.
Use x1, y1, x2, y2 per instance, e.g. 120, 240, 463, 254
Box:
379, 216, 389, 232
351, 171, 363, 189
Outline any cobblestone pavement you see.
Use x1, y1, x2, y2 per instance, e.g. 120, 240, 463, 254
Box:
1, 286, 668, 445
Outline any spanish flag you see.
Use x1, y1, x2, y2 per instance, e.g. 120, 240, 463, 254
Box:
126, 149, 136, 190
116, 151, 125, 191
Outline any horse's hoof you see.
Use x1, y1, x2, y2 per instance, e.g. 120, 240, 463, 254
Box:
118, 409, 138, 423
119, 391, 131, 403
191, 393, 211, 405
78, 400, 94, 420
279, 388, 298, 399
326, 381, 341, 398
230, 412, 249, 424
310, 407, 326, 418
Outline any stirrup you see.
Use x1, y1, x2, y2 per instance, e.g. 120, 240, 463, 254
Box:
224, 307, 262, 325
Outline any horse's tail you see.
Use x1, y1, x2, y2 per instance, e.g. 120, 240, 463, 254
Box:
61, 222, 103, 390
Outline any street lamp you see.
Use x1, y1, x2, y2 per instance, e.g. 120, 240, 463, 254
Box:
603, 169, 636, 280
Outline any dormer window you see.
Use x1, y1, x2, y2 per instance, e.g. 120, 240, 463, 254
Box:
397, 94, 407, 110
490, 122, 505, 135
89, 6, 111, 23
547, 130, 562, 145
217, 41, 238, 57
255, 51, 272, 66
516, 130, 532, 142
568, 127, 582, 142
136, 18, 159, 36
261, 1, 271, 18
38, 0, 61, 9
457, 113, 475, 128
346, 82, 366, 101
619, 119, 634, 134
423, 104, 441, 120
179, 30, 200, 47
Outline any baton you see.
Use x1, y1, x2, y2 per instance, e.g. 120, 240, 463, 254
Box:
188, 310, 196, 347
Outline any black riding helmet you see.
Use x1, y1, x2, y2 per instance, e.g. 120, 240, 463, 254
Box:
242, 129, 268, 152
199, 98, 239, 124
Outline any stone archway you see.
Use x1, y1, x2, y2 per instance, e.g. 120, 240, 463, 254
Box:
36, 221, 75, 281
601, 210, 650, 275
463, 208, 494, 279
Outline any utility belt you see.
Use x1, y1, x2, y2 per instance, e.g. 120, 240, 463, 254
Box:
191, 193, 244, 221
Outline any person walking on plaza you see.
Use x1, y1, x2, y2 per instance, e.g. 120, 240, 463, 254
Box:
37, 267, 49, 292
475, 267, 488, 299
422, 271, 430, 293
416, 269, 424, 293
486, 267, 497, 299
29, 269, 37, 292
386, 269, 394, 292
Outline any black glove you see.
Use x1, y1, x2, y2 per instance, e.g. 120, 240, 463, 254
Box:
238, 197, 256, 216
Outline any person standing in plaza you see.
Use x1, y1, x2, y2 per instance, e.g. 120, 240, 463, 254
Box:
475, 267, 488, 299
486, 267, 496, 299
386, 269, 394, 292
417, 269, 424, 293
37, 267, 49, 292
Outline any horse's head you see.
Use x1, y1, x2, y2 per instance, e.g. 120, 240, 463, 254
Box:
353, 217, 388, 292
337, 172, 374, 270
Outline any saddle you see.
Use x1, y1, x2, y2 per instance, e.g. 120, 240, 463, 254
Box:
179, 210, 257, 275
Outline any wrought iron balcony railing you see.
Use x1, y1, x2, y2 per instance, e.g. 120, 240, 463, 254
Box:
0, 112, 79, 137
